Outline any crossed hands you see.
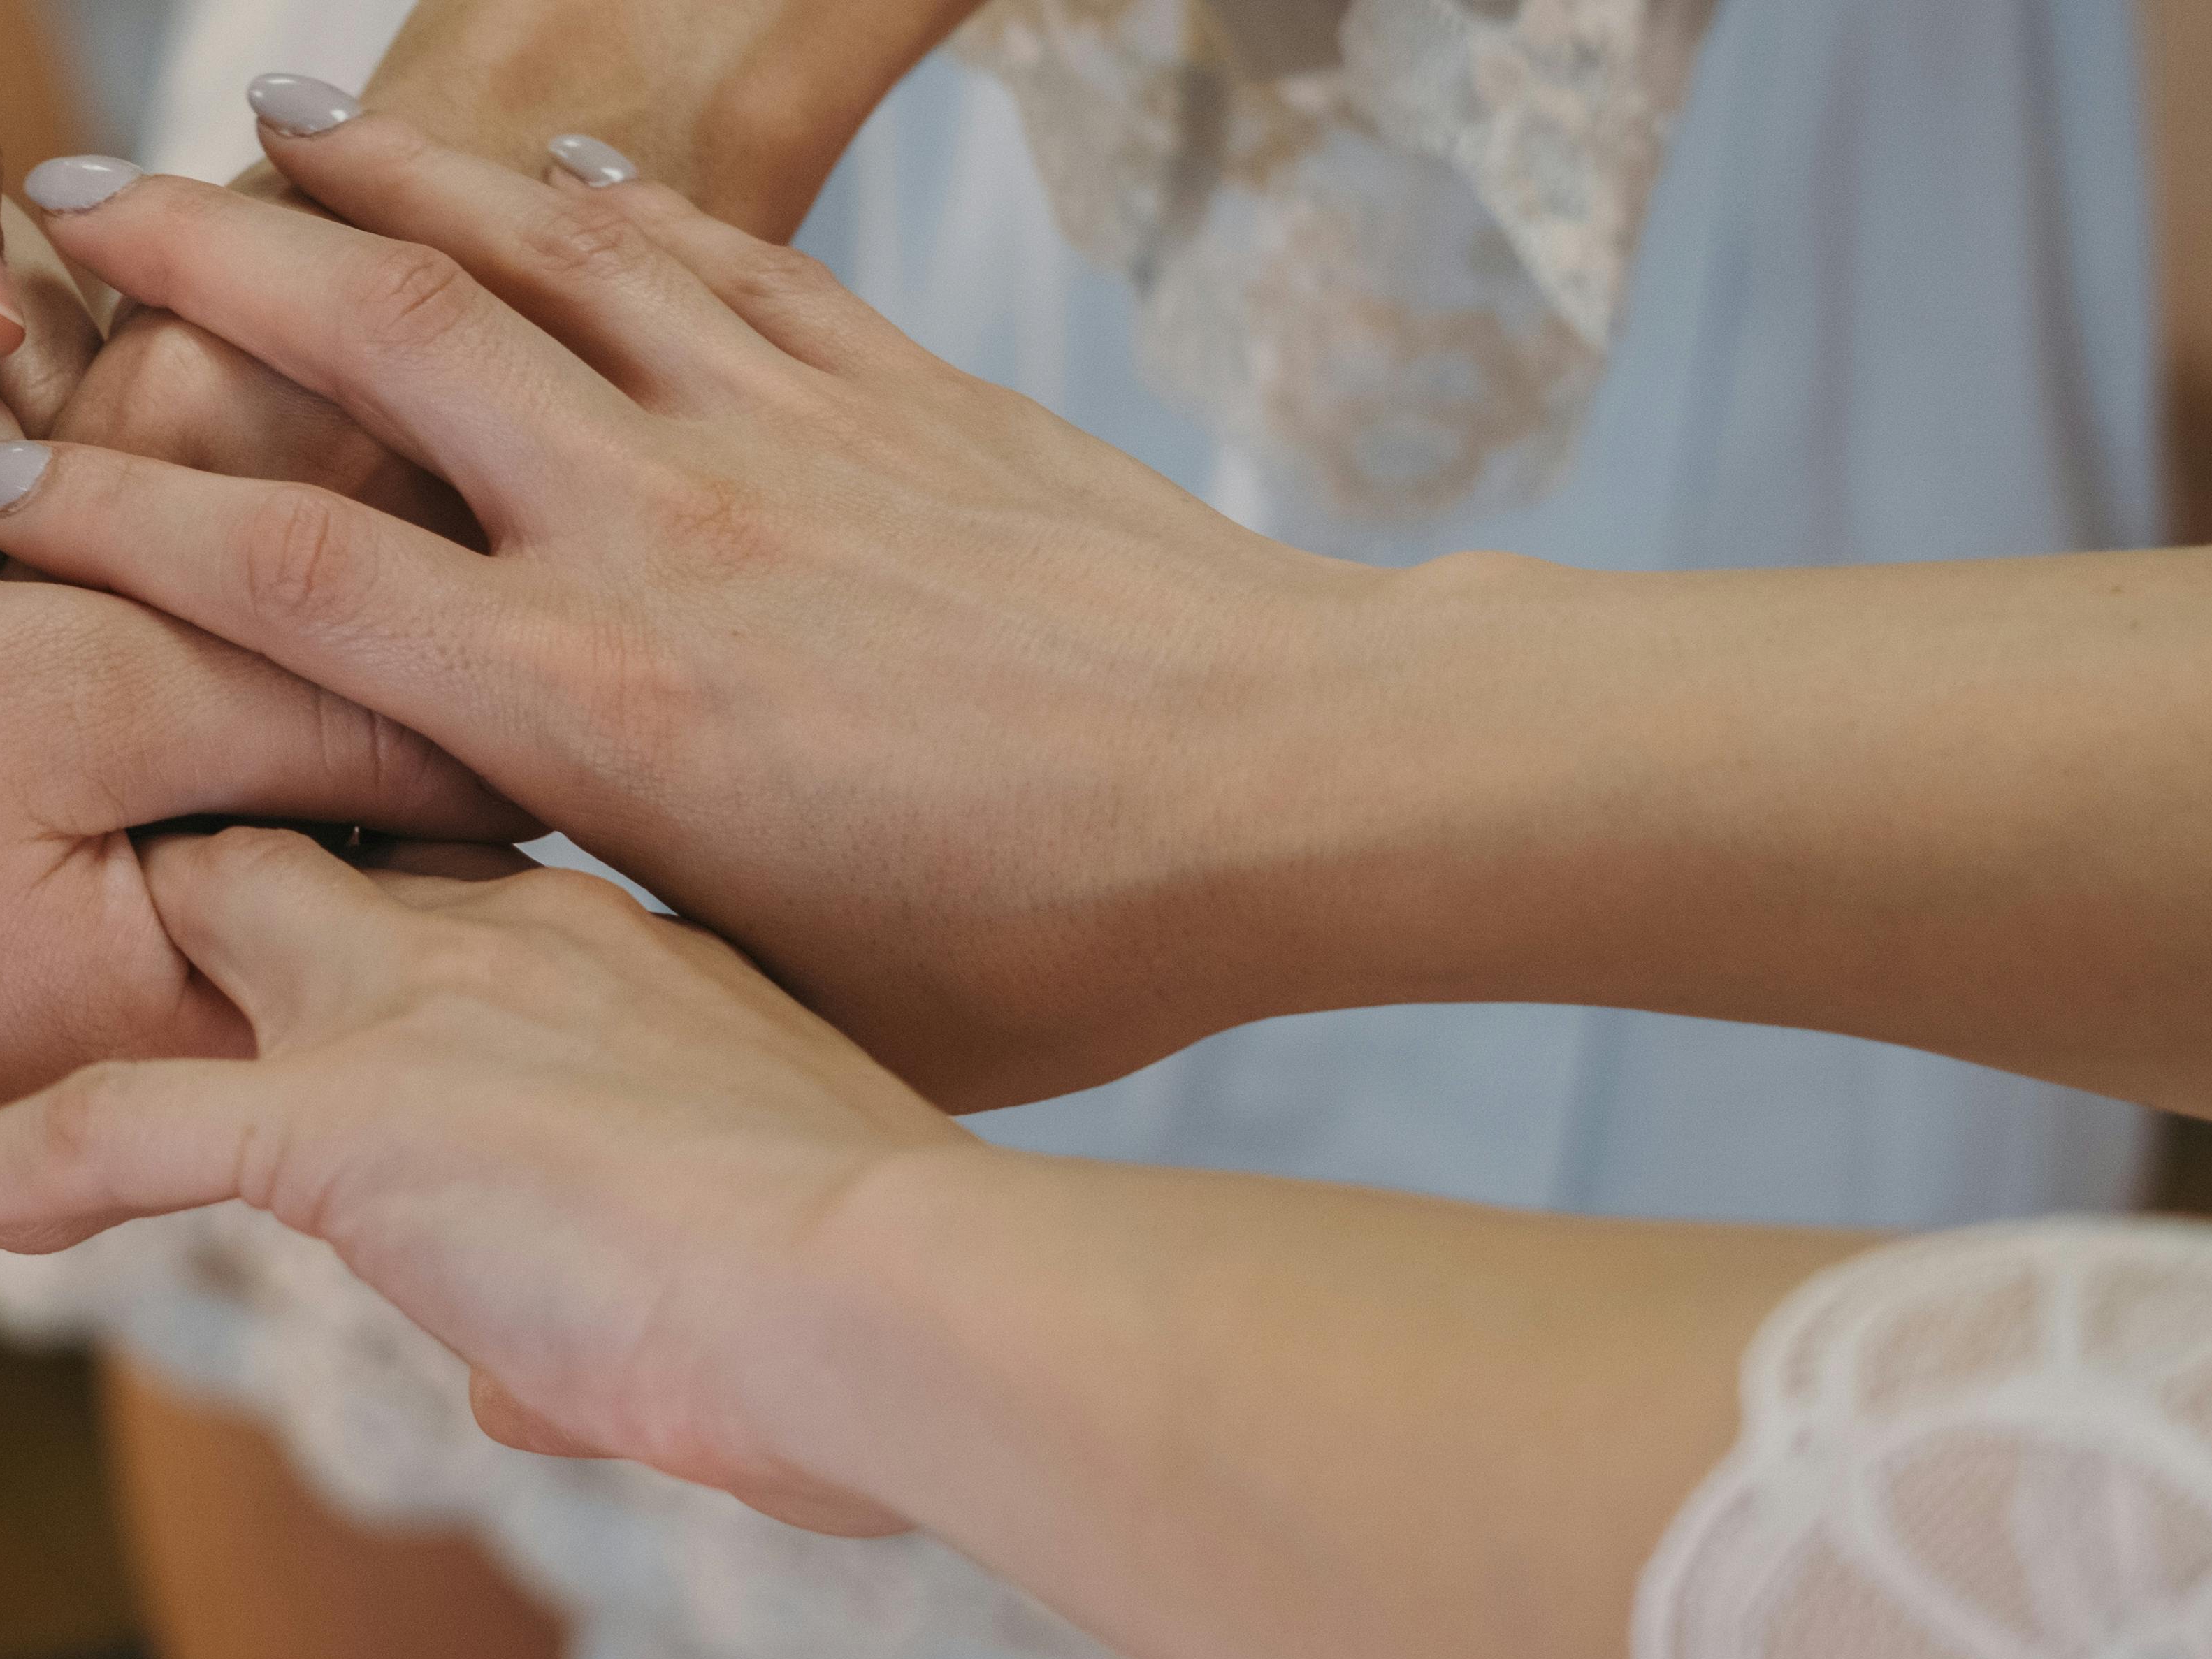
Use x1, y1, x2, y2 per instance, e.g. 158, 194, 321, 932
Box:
0, 89, 1405, 1532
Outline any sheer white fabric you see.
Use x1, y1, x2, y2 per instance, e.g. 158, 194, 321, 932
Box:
1638, 1219, 2212, 1659
957, 0, 1712, 516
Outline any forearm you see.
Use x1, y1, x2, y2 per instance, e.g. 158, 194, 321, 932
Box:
777, 1146, 1865, 1659
1291, 547, 2212, 1112
359, 0, 985, 236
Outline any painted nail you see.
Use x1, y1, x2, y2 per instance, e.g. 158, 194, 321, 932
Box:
0, 443, 52, 512
24, 156, 143, 215
248, 73, 363, 138
548, 134, 639, 189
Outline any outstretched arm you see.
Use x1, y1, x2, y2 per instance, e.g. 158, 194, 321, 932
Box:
0, 827, 1871, 1659
13, 122, 2212, 1115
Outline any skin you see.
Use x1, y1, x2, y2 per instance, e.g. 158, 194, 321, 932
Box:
0, 823, 1872, 1659
11, 119, 2212, 1117
47, 0, 988, 534
0, 201, 527, 1103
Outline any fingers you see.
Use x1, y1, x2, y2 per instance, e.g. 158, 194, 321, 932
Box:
0, 198, 101, 437
24, 157, 632, 536
562, 170, 920, 379
0, 1056, 277, 1254
141, 828, 403, 1044
361, 841, 540, 884
254, 98, 775, 414
0, 580, 528, 844
0, 439, 539, 769
55, 309, 479, 545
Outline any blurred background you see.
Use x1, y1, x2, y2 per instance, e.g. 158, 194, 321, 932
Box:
3, 1, 2212, 1656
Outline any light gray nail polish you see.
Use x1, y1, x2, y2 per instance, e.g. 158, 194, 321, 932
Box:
0, 444, 52, 512
24, 156, 143, 215
549, 134, 640, 189
248, 73, 363, 138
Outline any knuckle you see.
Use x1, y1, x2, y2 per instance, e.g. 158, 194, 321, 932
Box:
199, 824, 319, 886
744, 242, 836, 295
500, 867, 648, 929
519, 196, 657, 287
346, 242, 479, 357
241, 486, 371, 630
36, 1062, 131, 1173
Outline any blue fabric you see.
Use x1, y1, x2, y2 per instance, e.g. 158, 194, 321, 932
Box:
800, 0, 2162, 1226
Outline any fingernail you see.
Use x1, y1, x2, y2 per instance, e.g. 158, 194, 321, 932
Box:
248, 73, 363, 138
0, 443, 52, 512
548, 134, 639, 189
24, 156, 143, 215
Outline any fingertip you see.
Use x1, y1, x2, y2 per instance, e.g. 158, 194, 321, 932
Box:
0, 439, 52, 514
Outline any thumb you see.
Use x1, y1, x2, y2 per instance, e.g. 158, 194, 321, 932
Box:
0, 1055, 279, 1253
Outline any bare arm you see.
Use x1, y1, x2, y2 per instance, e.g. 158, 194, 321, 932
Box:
359, 0, 986, 240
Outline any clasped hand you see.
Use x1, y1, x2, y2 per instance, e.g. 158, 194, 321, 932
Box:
0, 103, 1424, 1535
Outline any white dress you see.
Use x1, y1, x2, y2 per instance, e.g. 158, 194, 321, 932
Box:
0, 1, 2175, 1653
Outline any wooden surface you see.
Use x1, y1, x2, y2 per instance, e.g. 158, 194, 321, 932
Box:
0, 1347, 137, 1658
0, 0, 82, 199
101, 1357, 565, 1659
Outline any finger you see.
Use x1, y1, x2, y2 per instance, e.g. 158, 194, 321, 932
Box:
141, 827, 406, 1045
56, 307, 479, 545
0, 1056, 278, 1254
560, 168, 920, 378
0, 198, 101, 437
24, 157, 633, 537
359, 841, 540, 884
0, 581, 530, 846
0, 440, 542, 769
252, 92, 773, 413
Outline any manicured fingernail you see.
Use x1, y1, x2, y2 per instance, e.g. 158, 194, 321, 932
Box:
24, 156, 143, 215
548, 134, 639, 189
0, 443, 52, 512
248, 73, 363, 138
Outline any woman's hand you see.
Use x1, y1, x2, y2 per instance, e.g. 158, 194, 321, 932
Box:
0, 582, 525, 1103
0, 825, 971, 1537
1, 112, 1419, 1111
0, 822, 1872, 1659
0, 194, 99, 437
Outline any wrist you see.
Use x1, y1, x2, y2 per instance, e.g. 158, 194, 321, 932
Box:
712, 1139, 1034, 1522
1180, 546, 1605, 1024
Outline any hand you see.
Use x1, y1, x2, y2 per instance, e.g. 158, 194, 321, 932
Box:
0, 825, 972, 1536
1, 194, 101, 437
0, 579, 526, 1102
52, 164, 475, 541
1, 119, 1417, 1110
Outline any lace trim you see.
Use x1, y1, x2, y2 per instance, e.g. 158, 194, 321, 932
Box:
957, 0, 1712, 517
1636, 1218, 2212, 1658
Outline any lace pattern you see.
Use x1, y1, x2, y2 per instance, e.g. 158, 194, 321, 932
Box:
1637, 1219, 2212, 1659
957, 0, 1713, 516
0, 1205, 1104, 1659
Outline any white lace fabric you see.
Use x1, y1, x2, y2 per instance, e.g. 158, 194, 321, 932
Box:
0, 1204, 1106, 1659
957, 0, 1713, 518
1638, 1219, 2212, 1659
